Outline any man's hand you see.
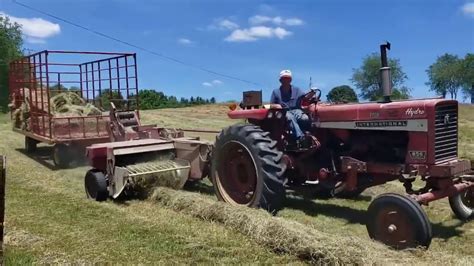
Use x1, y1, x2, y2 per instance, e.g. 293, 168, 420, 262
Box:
270, 103, 282, 109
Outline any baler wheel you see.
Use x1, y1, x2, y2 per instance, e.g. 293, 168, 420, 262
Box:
449, 187, 473, 221
53, 144, 72, 169
366, 193, 432, 249
85, 169, 108, 201
211, 124, 286, 213
25, 137, 37, 153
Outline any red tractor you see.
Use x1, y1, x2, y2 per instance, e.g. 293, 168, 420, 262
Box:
210, 43, 473, 249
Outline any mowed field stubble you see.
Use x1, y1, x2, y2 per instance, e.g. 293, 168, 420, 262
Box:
1, 104, 473, 264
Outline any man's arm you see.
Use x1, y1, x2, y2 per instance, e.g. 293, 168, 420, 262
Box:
270, 90, 278, 104
269, 90, 283, 108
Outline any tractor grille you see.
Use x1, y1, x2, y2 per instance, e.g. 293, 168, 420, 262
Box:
434, 103, 458, 163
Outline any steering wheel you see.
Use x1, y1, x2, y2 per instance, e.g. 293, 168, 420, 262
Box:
300, 88, 321, 108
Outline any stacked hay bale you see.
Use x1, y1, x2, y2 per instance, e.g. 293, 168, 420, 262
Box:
50, 92, 102, 116
10, 101, 30, 130
10, 90, 103, 136
50, 92, 105, 138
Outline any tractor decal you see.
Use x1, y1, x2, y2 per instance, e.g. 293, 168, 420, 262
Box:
318, 119, 428, 131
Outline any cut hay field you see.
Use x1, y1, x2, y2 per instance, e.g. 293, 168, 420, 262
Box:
1, 104, 473, 264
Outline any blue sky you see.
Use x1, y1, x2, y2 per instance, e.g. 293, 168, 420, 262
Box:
1, 0, 473, 102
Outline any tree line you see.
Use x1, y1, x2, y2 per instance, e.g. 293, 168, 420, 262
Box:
326, 52, 473, 104
51, 86, 216, 110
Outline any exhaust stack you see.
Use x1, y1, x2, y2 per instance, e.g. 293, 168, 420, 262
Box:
380, 42, 392, 103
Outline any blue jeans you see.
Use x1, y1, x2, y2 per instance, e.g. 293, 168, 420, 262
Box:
286, 109, 309, 139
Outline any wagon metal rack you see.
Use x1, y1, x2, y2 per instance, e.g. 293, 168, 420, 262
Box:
8, 50, 139, 168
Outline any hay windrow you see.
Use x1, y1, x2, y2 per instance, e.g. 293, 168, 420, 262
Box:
150, 187, 474, 265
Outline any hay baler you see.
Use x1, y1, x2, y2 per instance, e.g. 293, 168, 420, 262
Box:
84, 104, 212, 200
210, 43, 474, 249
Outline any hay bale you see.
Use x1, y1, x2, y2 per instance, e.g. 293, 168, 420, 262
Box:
150, 187, 474, 265
51, 92, 86, 113
11, 101, 30, 130
83, 103, 102, 116
55, 105, 83, 116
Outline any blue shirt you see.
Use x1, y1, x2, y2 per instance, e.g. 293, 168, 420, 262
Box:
270, 86, 305, 109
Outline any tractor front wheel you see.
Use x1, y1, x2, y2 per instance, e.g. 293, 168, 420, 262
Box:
85, 169, 108, 201
449, 187, 473, 221
211, 124, 286, 213
366, 193, 432, 249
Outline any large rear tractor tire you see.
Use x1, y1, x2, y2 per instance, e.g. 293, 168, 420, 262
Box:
449, 187, 473, 221
211, 124, 286, 214
366, 193, 432, 249
85, 169, 108, 201
52, 144, 72, 169
25, 136, 38, 153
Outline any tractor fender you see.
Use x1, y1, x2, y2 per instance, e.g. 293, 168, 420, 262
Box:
227, 109, 269, 120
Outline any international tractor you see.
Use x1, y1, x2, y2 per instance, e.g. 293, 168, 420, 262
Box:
210, 43, 473, 249
82, 43, 472, 250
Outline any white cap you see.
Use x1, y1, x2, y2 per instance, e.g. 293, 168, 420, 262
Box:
279, 69, 292, 79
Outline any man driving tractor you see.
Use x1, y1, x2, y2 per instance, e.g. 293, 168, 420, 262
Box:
270, 70, 317, 149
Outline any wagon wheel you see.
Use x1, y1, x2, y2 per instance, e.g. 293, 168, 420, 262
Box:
366, 193, 432, 249
449, 187, 473, 221
52, 144, 72, 169
211, 124, 286, 213
25, 136, 38, 153
84, 169, 108, 201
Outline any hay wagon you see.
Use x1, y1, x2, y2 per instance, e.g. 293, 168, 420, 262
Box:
8, 51, 139, 168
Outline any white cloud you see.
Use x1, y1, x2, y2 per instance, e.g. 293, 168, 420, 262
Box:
284, 18, 304, 26
249, 15, 273, 25
0, 12, 60, 43
202, 80, 223, 87
462, 2, 474, 18
218, 19, 239, 30
177, 38, 193, 45
208, 18, 239, 31
225, 26, 292, 42
249, 15, 304, 26
273, 27, 292, 39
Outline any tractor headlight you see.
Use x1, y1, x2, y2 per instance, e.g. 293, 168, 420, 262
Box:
276, 111, 283, 119
267, 112, 274, 119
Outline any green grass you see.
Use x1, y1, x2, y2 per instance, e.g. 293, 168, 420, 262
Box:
1, 104, 473, 264
459, 104, 474, 161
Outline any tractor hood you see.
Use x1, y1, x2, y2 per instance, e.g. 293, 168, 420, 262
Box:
316, 98, 457, 122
